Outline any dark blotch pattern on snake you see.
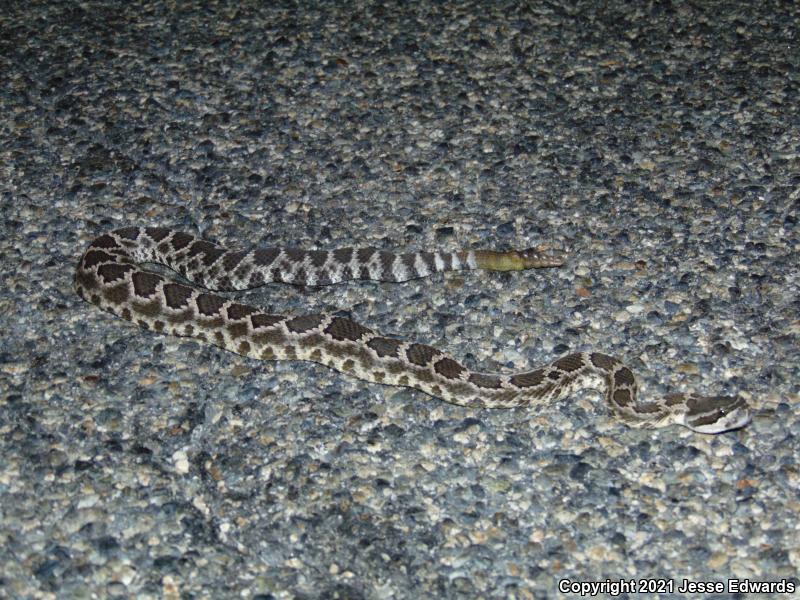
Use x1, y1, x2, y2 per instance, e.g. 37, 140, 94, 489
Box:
75, 227, 751, 434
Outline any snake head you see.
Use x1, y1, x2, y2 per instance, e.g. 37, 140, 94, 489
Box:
677, 394, 752, 434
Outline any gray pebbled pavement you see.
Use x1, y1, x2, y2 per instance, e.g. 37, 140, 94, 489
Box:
1, 1, 798, 598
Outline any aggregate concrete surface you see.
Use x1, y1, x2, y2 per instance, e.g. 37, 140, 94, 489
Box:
1, 1, 798, 598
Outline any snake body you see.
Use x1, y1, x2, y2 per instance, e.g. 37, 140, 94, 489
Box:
75, 227, 750, 434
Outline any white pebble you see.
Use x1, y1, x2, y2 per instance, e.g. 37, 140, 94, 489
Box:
613, 309, 631, 323
172, 450, 189, 474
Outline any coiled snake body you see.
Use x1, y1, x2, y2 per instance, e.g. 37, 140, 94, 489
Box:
75, 227, 750, 434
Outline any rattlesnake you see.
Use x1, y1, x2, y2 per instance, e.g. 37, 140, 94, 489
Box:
75, 227, 750, 434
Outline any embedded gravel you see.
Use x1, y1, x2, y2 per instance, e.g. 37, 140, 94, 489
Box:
1, 1, 798, 598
